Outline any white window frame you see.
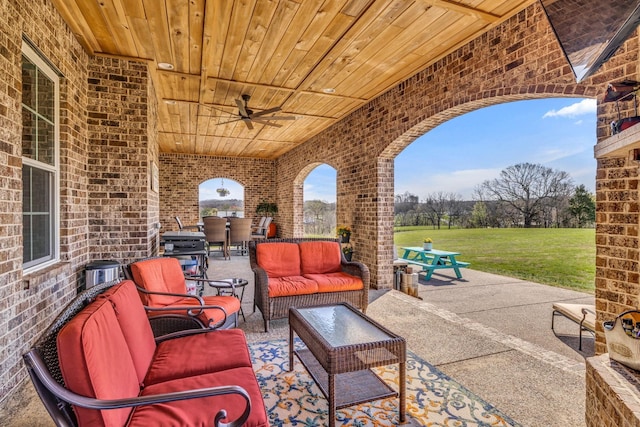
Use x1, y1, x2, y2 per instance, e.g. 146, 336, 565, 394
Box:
21, 40, 60, 272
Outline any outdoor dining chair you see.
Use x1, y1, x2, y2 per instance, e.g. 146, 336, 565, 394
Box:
174, 216, 202, 231
203, 216, 229, 259
251, 217, 272, 240
228, 218, 252, 255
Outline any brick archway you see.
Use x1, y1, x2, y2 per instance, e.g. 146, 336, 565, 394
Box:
277, 3, 598, 289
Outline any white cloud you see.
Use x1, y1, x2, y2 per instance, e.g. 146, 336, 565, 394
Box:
537, 146, 586, 163
398, 168, 501, 200
543, 99, 596, 119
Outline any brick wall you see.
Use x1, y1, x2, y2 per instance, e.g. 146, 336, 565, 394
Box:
0, 0, 161, 402
159, 154, 276, 231
86, 55, 157, 264
0, 0, 90, 400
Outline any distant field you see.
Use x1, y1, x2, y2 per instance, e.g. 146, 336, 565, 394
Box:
394, 227, 595, 293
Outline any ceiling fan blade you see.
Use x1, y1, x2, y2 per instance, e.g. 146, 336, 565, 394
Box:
236, 98, 249, 117
200, 103, 235, 116
216, 118, 243, 125
251, 106, 281, 117
243, 118, 254, 130
252, 119, 283, 128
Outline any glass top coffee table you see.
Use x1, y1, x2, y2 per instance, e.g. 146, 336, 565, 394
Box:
289, 303, 406, 427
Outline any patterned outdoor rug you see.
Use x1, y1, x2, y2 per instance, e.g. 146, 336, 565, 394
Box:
249, 339, 520, 426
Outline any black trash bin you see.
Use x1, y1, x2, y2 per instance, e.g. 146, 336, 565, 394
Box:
85, 260, 120, 288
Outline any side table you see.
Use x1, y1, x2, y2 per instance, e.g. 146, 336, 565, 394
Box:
209, 278, 249, 321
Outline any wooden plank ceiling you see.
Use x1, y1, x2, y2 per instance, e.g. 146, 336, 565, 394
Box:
52, 0, 536, 159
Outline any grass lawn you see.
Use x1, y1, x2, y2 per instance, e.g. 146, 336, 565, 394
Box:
394, 227, 595, 293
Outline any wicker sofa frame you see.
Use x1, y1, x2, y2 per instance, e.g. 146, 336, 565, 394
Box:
248, 238, 370, 332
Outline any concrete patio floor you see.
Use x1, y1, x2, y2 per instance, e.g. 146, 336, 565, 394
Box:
2, 253, 594, 426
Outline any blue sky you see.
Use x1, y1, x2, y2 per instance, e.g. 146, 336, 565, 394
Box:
201, 98, 597, 202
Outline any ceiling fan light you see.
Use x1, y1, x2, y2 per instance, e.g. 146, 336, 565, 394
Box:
158, 62, 174, 70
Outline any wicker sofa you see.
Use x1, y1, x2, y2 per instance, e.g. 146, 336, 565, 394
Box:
249, 238, 370, 332
23, 279, 268, 427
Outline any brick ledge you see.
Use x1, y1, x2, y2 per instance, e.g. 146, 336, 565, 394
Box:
586, 353, 640, 426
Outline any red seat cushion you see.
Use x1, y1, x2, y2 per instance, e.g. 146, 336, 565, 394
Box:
145, 329, 252, 385
268, 276, 318, 297
129, 367, 269, 427
304, 272, 364, 293
299, 241, 342, 274
98, 280, 156, 385
57, 297, 139, 427
256, 242, 301, 278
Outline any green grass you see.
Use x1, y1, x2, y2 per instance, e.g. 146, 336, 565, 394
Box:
394, 227, 595, 293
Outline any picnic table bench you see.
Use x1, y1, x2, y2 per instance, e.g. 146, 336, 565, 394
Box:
400, 247, 469, 280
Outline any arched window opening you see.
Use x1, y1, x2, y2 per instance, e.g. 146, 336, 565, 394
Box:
199, 178, 245, 218
303, 164, 337, 237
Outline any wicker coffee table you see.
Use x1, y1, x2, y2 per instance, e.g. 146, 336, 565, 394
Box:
289, 303, 406, 426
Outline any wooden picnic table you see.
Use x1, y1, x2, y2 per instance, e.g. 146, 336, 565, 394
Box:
400, 247, 469, 280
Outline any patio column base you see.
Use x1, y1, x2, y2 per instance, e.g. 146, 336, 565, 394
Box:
586, 353, 640, 426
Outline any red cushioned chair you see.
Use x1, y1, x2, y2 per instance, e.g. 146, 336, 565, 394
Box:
126, 257, 241, 333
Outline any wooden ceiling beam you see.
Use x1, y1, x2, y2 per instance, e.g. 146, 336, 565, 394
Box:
161, 98, 340, 120
428, 0, 501, 22
155, 70, 367, 101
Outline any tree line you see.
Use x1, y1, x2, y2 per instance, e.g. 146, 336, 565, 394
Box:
283, 163, 595, 235
395, 163, 595, 229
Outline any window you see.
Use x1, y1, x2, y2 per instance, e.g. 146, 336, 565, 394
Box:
21, 40, 59, 271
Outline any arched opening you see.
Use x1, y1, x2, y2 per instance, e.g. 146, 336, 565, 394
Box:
199, 177, 245, 218
392, 97, 596, 290
302, 164, 337, 237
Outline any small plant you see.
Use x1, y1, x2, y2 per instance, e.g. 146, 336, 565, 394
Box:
256, 201, 278, 216
336, 225, 352, 237
342, 244, 353, 254
423, 238, 433, 243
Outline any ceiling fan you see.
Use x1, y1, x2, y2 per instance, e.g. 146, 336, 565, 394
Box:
217, 94, 296, 130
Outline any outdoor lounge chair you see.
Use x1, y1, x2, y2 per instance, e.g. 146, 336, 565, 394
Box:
551, 302, 596, 351
125, 257, 241, 333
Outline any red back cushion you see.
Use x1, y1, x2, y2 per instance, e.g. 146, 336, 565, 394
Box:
130, 257, 187, 306
98, 280, 156, 385
299, 241, 342, 274
256, 243, 301, 278
57, 297, 139, 427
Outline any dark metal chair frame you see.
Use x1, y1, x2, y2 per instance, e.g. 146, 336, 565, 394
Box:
122, 258, 239, 335
22, 279, 250, 427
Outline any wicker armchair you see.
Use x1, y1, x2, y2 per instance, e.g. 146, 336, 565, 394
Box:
248, 238, 370, 332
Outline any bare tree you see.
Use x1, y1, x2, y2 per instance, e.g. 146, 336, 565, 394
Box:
479, 163, 574, 228
446, 192, 463, 228
424, 191, 449, 229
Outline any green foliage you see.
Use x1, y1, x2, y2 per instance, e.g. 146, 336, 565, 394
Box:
200, 207, 218, 218
256, 201, 278, 215
568, 184, 595, 227
394, 227, 595, 292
